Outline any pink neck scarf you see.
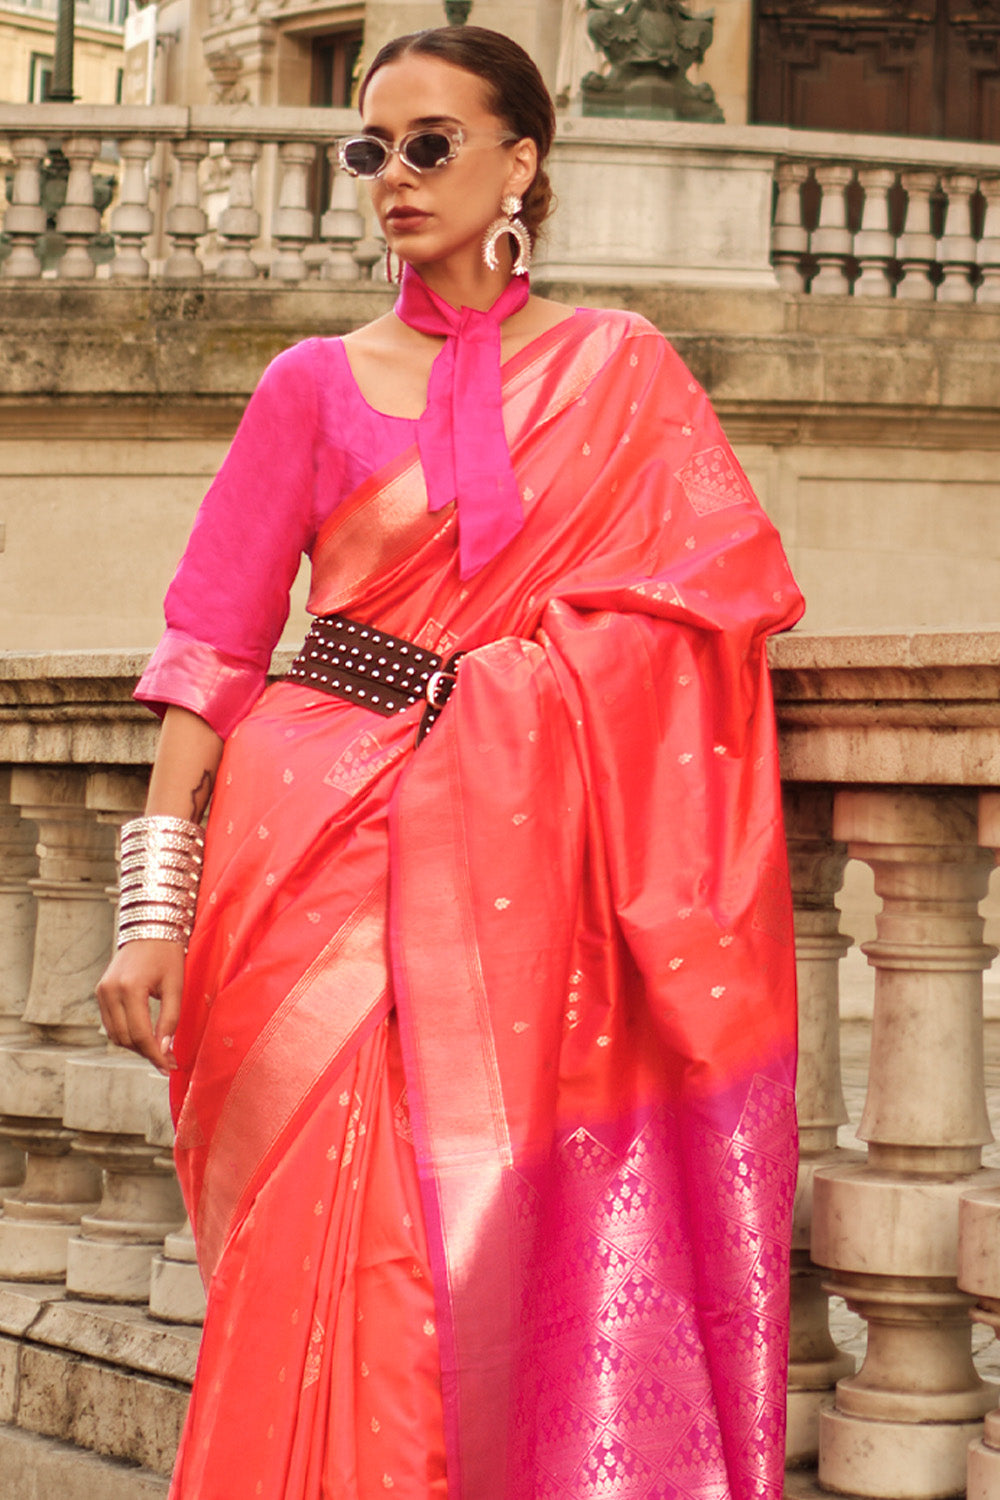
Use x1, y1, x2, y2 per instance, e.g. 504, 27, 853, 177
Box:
394, 263, 530, 579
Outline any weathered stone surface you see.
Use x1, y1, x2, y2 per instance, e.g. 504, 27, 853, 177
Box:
0, 1041, 72, 1119
0, 1284, 199, 1383
0, 1285, 61, 1340
148, 1250, 207, 1327
11, 634, 1000, 786
0, 1424, 170, 1498
63, 1053, 160, 1137
960, 1188, 1000, 1299
66, 1224, 179, 1305
3, 284, 1000, 649
0, 654, 158, 765
145, 1073, 174, 1151
770, 630, 1000, 785
3, 282, 999, 413
0, 1338, 18, 1423
820, 1407, 988, 1498
16, 1342, 186, 1474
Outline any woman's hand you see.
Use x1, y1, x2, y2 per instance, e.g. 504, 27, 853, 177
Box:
97, 707, 224, 1075
96, 939, 185, 1076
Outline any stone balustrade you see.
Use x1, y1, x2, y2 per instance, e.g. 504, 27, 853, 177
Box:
2, 634, 1000, 1493
771, 138, 1000, 303
3, 104, 1000, 297
0, 103, 376, 284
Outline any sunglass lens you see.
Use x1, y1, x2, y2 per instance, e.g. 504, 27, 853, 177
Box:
403, 132, 453, 171
341, 138, 387, 177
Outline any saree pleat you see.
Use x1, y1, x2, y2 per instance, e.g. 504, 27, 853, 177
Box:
168, 308, 803, 1500
171, 1011, 447, 1499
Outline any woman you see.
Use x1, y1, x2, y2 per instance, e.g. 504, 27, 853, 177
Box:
97, 25, 803, 1500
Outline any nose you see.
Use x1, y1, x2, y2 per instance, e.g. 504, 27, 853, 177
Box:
379, 144, 417, 189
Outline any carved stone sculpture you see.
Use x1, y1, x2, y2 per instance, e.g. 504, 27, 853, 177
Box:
205, 45, 251, 105
582, 0, 724, 119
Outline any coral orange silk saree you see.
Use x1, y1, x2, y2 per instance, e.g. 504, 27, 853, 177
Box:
167, 308, 803, 1500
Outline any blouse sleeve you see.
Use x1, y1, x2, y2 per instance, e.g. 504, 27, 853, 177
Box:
135, 340, 320, 739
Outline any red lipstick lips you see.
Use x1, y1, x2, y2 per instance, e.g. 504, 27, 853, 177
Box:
387, 208, 429, 229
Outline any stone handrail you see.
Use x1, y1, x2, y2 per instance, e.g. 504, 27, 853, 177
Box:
768, 133, 1000, 304
0, 104, 372, 283
4, 632, 1000, 1495
2, 105, 999, 296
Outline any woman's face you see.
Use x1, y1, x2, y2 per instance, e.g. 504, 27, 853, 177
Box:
360, 53, 536, 274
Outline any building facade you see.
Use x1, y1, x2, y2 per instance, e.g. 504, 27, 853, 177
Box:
0, 0, 126, 105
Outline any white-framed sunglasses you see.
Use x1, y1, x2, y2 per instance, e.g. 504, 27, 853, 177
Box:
337, 126, 516, 179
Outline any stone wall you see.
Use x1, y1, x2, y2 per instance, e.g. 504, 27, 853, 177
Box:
2, 280, 999, 657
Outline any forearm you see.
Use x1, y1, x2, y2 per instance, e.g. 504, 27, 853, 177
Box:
97, 706, 223, 1073
145, 705, 225, 823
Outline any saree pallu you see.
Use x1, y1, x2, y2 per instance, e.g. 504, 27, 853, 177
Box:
168, 308, 804, 1500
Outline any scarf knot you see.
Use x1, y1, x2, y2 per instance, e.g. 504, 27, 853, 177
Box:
395, 264, 530, 579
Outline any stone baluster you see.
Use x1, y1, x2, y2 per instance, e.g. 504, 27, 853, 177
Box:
976, 176, 1000, 306
771, 161, 810, 292
215, 139, 261, 279
936, 173, 978, 303
110, 136, 156, 280
0, 769, 115, 1279
959, 791, 1000, 1500
64, 1051, 186, 1301
61, 772, 186, 1302
164, 137, 209, 279
353, 232, 385, 281
896, 171, 939, 301
271, 140, 316, 282
55, 136, 102, 280
147, 1072, 206, 1325
321, 156, 364, 279
854, 167, 897, 297
813, 790, 1000, 1498
2, 135, 47, 279
0, 772, 39, 1191
783, 788, 857, 1466
809, 164, 854, 296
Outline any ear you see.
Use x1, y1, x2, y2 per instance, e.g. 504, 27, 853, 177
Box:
504, 137, 538, 202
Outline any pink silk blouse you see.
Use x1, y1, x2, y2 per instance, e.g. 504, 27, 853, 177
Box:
135, 335, 446, 738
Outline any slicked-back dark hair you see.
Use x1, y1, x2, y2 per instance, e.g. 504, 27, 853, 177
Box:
359, 26, 556, 246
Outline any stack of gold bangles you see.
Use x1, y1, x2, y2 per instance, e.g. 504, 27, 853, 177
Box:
116, 815, 205, 949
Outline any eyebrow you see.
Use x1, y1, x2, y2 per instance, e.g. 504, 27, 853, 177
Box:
361, 114, 463, 140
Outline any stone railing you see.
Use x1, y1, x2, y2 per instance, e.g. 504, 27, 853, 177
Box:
3, 104, 1000, 296
0, 104, 375, 284
3, 634, 1000, 1495
775, 631, 1000, 1498
770, 134, 1000, 303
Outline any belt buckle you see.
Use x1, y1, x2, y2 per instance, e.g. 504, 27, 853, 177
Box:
424, 668, 456, 710
417, 652, 465, 744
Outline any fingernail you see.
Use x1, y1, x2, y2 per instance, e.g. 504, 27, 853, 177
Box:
161, 1035, 174, 1054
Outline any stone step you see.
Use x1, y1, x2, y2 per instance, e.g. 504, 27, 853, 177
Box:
0, 1281, 195, 1484
1, 1333, 187, 1475
0, 1425, 169, 1498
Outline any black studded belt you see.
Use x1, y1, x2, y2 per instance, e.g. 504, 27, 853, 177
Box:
285, 613, 465, 744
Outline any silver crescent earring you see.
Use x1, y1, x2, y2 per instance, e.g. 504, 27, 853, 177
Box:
482, 194, 531, 276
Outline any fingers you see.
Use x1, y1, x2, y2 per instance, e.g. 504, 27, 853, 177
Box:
96, 941, 186, 1076
154, 963, 185, 1074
